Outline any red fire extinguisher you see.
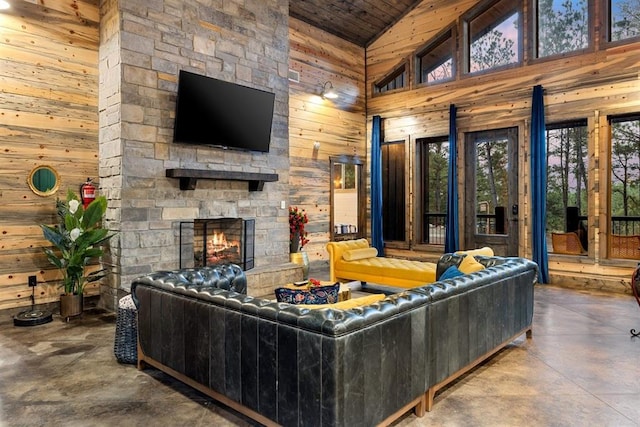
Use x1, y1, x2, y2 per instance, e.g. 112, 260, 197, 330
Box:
80, 177, 96, 210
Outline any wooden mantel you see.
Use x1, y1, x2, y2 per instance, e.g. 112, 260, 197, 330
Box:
166, 169, 279, 191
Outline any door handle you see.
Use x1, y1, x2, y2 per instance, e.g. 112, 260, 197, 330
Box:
512, 204, 518, 216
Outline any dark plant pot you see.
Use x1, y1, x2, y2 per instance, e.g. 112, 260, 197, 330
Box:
290, 231, 300, 253
60, 294, 83, 321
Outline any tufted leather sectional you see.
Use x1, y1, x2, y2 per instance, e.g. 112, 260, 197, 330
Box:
132, 256, 538, 426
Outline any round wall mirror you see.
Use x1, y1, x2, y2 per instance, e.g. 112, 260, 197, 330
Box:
28, 165, 60, 196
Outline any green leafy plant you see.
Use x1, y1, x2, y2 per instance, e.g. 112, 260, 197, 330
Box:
40, 189, 114, 295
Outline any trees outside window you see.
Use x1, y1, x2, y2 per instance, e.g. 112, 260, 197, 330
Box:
475, 137, 509, 234
536, 0, 589, 58
545, 121, 588, 253
417, 28, 455, 85
467, 0, 521, 73
417, 137, 448, 244
610, 115, 640, 234
610, 0, 640, 42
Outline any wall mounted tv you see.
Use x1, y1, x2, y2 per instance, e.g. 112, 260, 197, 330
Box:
173, 70, 275, 153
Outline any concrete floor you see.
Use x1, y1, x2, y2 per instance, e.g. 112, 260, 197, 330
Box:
1, 284, 640, 426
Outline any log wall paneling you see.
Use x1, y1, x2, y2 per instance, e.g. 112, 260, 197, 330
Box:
0, 0, 100, 310
365, 0, 640, 292
289, 18, 367, 269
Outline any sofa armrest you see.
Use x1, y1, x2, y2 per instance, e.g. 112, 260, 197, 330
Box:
326, 238, 371, 281
131, 263, 246, 308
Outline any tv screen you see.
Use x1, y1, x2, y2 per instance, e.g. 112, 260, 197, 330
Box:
174, 70, 275, 153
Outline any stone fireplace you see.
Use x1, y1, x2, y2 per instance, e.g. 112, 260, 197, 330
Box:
97, 0, 297, 309
180, 218, 255, 271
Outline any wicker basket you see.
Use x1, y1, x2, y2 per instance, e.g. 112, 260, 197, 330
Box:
114, 294, 137, 364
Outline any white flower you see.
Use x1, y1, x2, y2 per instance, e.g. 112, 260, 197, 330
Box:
70, 228, 81, 242
69, 200, 80, 214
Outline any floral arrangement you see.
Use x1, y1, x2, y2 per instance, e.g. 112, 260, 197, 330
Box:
40, 189, 115, 295
289, 206, 309, 252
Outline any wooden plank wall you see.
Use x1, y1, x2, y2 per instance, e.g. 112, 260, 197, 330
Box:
366, 0, 640, 291
288, 18, 366, 272
0, 0, 100, 310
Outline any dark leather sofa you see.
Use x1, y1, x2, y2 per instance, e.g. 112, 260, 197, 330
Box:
131, 256, 538, 427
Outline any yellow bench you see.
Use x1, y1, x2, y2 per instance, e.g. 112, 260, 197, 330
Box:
326, 239, 437, 288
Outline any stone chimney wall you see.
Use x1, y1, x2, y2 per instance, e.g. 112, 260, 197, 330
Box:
98, 0, 291, 308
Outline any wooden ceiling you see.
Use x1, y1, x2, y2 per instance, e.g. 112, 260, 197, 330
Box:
289, 0, 423, 47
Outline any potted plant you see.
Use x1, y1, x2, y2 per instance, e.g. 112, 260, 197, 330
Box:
289, 206, 310, 279
289, 206, 309, 253
40, 189, 114, 319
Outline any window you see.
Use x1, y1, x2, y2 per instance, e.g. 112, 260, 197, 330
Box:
374, 64, 407, 94
416, 27, 455, 85
382, 141, 406, 241
609, 114, 640, 258
609, 0, 640, 42
535, 0, 589, 58
417, 137, 448, 245
466, 0, 522, 73
474, 134, 509, 235
546, 120, 589, 254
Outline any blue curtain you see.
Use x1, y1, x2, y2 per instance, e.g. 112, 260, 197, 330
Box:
445, 104, 459, 253
371, 115, 385, 256
531, 85, 549, 283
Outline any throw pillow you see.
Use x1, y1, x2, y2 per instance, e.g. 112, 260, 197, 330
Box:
305, 293, 386, 309
342, 247, 378, 261
439, 265, 464, 280
275, 282, 340, 304
455, 246, 494, 257
458, 255, 485, 274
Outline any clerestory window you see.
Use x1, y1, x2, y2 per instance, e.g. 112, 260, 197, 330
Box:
416, 27, 455, 85
465, 0, 522, 74
609, 0, 640, 42
374, 63, 407, 94
535, 0, 589, 58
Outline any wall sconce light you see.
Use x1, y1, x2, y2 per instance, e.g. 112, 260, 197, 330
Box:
321, 81, 338, 100
0, 0, 10, 10
313, 141, 321, 150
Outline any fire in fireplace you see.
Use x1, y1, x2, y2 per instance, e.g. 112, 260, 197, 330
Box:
205, 230, 239, 264
179, 218, 254, 270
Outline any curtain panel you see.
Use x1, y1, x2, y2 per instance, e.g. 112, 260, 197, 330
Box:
445, 104, 459, 253
371, 115, 385, 256
530, 85, 549, 283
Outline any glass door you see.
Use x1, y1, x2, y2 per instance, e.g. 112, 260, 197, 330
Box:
464, 127, 519, 255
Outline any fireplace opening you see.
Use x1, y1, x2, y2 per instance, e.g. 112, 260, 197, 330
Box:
179, 218, 255, 270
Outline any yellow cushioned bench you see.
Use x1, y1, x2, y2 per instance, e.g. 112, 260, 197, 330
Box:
326, 239, 437, 288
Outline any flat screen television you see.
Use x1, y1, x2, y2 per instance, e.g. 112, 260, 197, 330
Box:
173, 70, 275, 153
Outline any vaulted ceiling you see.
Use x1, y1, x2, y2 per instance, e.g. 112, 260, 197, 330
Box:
289, 0, 423, 47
